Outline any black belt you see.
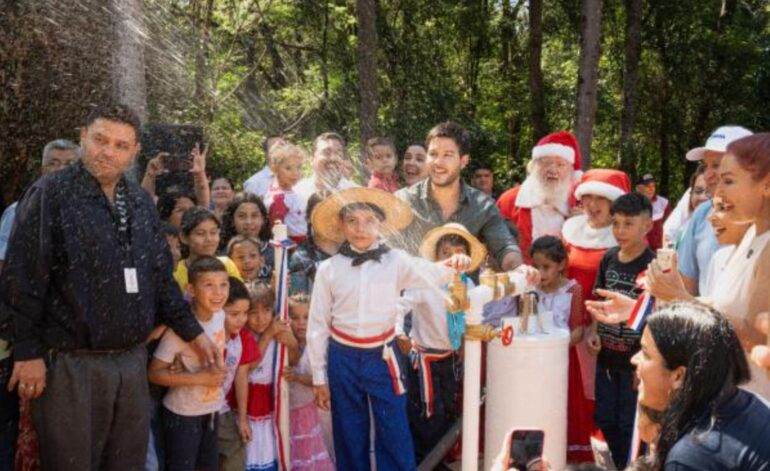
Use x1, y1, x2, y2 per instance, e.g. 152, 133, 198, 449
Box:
55, 345, 138, 356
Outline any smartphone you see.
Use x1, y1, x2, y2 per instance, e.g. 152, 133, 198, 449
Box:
162, 152, 193, 172
508, 429, 545, 471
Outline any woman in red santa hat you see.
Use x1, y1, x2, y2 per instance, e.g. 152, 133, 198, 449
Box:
497, 131, 582, 263
560, 168, 630, 463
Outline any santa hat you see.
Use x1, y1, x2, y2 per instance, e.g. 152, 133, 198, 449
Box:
531, 131, 582, 172
573, 169, 630, 202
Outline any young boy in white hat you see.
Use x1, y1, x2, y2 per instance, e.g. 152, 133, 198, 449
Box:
306, 188, 471, 471
397, 222, 486, 463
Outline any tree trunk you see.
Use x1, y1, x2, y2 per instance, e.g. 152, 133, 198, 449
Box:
618, 0, 642, 175
321, 1, 330, 103
260, 22, 287, 89
110, 0, 147, 182
190, 0, 214, 105
356, 0, 378, 145
574, 0, 602, 170
658, 86, 671, 197
528, 0, 548, 141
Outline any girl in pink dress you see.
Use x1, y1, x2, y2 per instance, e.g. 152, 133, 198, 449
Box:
285, 293, 335, 470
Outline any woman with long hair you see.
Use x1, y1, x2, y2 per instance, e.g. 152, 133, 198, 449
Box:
220, 192, 274, 283
644, 133, 770, 395
630, 302, 770, 470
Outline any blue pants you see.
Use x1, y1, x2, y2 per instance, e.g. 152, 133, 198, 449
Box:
594, 366, 637, 469
328, 341, 416, 471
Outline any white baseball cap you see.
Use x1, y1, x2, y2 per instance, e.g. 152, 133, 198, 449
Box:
686, 125, 753, 161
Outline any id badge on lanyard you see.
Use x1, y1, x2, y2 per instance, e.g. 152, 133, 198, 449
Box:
124, 268, 139, 294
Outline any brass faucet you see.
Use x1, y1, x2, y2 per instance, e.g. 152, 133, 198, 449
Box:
445, 272, 469, 314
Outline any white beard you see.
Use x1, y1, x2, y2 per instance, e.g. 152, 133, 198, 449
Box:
526, 174, 572, 211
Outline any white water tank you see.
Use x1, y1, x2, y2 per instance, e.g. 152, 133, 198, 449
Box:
483, 316, 570, 471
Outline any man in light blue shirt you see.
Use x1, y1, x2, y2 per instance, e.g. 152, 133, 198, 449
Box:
0, 203, 17, 261
0, 139, 79, 272
677, 126, 752, 295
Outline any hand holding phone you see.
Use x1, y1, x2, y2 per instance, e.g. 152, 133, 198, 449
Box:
508, 429, 545, 471
162, 152, 193, 172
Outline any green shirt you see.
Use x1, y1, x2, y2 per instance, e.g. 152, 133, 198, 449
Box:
394, 180, 521, 266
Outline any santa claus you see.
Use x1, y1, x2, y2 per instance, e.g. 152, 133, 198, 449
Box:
497, 131, 581, 262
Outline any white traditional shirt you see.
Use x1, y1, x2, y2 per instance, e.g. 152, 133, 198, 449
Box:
307, 247, 452, 384
294, 176, 359, 211
397, 278, 475, 351
243, 166, 274, 198
263, 183, 308, 238
219, 331, 243, 414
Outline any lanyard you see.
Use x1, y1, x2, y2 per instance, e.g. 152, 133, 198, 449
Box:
104, 180, 134, 266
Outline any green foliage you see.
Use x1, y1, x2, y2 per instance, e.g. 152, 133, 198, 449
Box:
2, 0, 769, 203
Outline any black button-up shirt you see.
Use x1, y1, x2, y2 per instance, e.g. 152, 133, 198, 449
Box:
394, 180, 521, 266
0, 161, 202, 360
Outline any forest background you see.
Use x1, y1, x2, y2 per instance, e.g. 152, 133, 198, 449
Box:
2, 0, 769, 205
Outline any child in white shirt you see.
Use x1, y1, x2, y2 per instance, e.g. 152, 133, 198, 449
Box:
149, 256, 229, 471
307, 188, 471, 471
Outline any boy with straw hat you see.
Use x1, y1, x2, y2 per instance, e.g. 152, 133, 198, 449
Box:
306, 188, 471, 471
397, 223, 487, 462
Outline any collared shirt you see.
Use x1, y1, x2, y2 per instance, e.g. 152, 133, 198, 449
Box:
397, 278, 475, 351
0, 202, 17, 260
242, 166, 273, 198
0, 161, 203, 360
677, 200, 720, 295
395, 180, 521, 266
294, 176, 359, 211
307, 248, 452, 385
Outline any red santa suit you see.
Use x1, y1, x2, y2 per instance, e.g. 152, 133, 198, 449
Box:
560, 169, 629, 464
498, 131, 581, 262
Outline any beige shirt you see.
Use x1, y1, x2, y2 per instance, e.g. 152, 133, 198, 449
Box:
710, 225, 770, 397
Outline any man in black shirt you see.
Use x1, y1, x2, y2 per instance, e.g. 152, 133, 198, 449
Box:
0, 104, 220, 470
589, 193, 655, 469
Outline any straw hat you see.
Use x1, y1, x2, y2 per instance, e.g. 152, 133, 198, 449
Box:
419, 223, 487, 272
311, 187, 414, 243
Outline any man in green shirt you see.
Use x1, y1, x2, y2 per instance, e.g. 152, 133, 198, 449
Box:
395, 122, 523, 270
